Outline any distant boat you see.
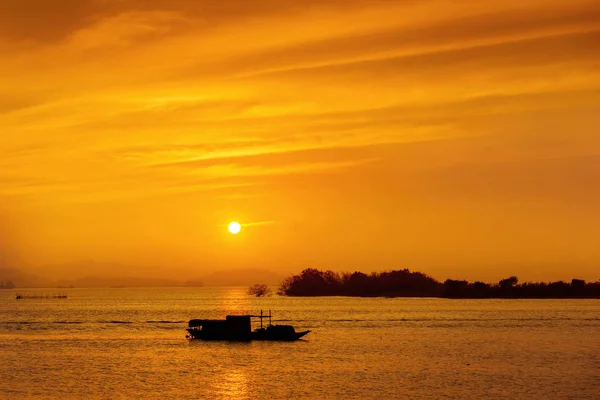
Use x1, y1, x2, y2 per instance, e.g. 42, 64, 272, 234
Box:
186, 310, 310, 341
16, 293, 67, 300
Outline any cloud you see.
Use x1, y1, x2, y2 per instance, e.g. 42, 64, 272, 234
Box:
223, 220, 278, 228
65, 10, 187, 51
199, 3, 600, 79
0, 0, 101, 43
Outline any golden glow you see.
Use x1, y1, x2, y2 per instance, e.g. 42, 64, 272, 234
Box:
214, 369, 248, 400
228, 222, 241, 235
0, 0, 599, 282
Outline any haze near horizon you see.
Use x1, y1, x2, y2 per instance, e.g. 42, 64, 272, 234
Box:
1, 0, 600, 282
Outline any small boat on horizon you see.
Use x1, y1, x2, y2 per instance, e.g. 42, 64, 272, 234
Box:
186, 310, 310, 342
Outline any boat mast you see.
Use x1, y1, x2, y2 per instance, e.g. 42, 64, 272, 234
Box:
257, 309, 273, 328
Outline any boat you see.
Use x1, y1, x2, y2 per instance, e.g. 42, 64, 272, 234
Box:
186, 310, 310, 341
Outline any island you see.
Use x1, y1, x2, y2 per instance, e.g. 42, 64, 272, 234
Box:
278, 268, 600, 298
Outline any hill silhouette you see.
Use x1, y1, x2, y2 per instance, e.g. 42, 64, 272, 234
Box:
0, 268, 52, 288
1, 263, 281, 288
279, 268, 600, 298
201, 268, 282, 286
57, 275, 193, 288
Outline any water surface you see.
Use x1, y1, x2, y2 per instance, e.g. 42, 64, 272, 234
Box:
1, 288, 599, 399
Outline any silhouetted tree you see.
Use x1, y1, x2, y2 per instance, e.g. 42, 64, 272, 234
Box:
571, 279, 585, 288
499, 276, 519, 289
280, 268, 442, 297
248, 284, 272, 297
443, 279, 469, 298
279, 269, 600, 298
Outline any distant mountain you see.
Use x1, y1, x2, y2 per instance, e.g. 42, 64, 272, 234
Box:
0, 268, 52, 288
7, 262, 280, 287
201, 268, 283, 286
57, 275, 201, 288
37, 260, 189, 281
182, 279, 205, 287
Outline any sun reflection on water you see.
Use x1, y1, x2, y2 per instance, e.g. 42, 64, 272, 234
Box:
214, 369, 249, 400
213, 287, 254, 317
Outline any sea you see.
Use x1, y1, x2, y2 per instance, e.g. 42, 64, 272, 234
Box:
1, 287, 599, 399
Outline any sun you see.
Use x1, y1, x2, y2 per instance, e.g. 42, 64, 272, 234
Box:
228, 221, 241, 234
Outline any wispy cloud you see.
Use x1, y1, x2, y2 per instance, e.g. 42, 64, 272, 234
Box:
218, 220, 278, 228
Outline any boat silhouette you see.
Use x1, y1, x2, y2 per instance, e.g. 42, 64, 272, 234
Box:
186, 310, 310, 341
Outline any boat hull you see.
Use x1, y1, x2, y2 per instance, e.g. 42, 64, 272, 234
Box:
186, 328, 251, 341
186, 328, 310, 342
251, 329, 310, 341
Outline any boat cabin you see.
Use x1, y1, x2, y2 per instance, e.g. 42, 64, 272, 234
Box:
188, 315, 253, 341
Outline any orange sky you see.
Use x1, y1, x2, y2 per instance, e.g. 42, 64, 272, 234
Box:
1, 0, 599, 282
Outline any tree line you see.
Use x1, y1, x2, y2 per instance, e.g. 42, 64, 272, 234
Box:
277, 268, 600, 298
